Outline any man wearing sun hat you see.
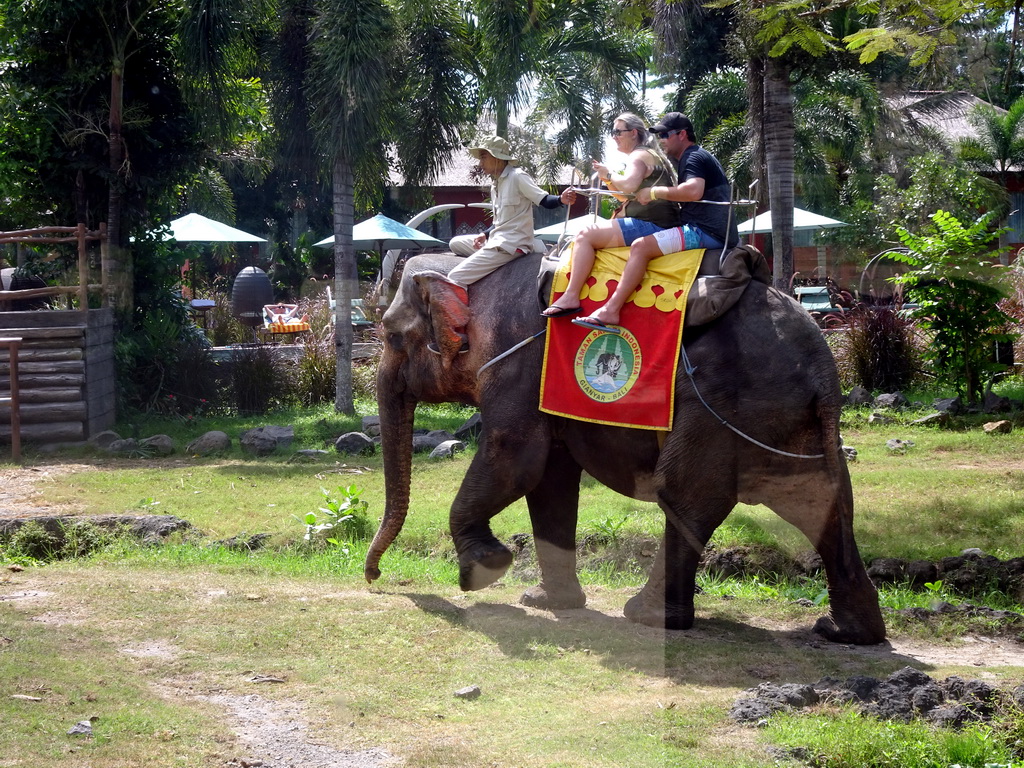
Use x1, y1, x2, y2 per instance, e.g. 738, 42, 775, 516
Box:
446, 135, 576, 288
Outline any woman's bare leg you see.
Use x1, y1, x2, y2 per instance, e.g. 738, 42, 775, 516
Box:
542, 222, 626, 315
580, 233, 662, 327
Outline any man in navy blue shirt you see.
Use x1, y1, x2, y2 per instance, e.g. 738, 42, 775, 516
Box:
576, 112, 738, 329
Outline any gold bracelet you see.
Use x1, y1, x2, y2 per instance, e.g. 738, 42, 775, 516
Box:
649, 187, 659, 201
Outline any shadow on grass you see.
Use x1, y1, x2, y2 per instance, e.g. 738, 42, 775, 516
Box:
404, 592, 923, 687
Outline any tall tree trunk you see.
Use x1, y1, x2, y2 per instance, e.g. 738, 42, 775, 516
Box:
764, 56, 795, 291
333, 157, 356, 414
106, 62, 132, 312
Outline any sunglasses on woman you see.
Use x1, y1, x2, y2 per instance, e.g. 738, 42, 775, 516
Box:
610, 128, 635, 136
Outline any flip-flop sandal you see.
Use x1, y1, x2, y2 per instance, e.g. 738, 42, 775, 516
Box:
541, 305, 581, 318
571, 317, 622, 335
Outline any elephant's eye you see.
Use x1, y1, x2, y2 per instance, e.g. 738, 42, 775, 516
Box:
387, 333, 404, 352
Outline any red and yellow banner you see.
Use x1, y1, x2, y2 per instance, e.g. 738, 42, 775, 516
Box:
539, 245, 704, 430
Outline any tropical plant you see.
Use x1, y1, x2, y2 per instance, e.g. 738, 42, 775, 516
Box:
306, 0, 471, 414
892, 210, 1016, 404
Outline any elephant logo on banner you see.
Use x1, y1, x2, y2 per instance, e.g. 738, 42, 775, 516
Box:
574, 328, 641, 402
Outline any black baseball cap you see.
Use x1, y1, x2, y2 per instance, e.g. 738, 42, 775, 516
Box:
651, 112, 694, 135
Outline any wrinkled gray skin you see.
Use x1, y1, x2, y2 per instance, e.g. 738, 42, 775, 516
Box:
365, 252, 886, 644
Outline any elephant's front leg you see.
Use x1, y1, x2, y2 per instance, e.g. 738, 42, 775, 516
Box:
451, 421, 550, 592
520, 440, 586, 610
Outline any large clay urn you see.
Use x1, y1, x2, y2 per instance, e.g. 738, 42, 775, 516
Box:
230, 266, 273, 327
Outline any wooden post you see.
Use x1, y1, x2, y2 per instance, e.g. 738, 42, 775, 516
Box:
77, 222, 89, 311
0, 337, 22, 462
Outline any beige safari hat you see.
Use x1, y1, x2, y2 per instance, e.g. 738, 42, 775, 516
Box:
468, 135, 518, 165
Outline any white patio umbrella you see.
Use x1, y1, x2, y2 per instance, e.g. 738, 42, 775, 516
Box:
314, 213, 445, 256
534, 213, 611, 244
737, 207, 849, 236
161, 212, 267, 242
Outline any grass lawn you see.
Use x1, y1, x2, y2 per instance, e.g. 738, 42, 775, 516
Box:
2, 399, 1024, 767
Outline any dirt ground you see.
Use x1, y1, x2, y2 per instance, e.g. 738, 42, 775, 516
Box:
4, 462, 1024, 767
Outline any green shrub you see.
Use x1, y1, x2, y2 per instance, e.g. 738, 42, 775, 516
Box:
893, 210, 1017, 404
230, 344, 292, 415
1, 521, 58, 561
835, 305, 921, 392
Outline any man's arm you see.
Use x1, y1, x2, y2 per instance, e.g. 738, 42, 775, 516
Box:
635, 176, 705, 205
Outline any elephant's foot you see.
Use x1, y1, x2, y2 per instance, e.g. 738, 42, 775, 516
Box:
458, 541, 514, 591
520, 582, 586, 610
812, 610, 887, 645
623, 590, 695, 631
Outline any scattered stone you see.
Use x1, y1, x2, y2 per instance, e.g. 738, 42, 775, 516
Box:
454, 685, 481, 701
411, 430, 458, 454
215, 533, 271, 552
906, 559, 938, 586
240, 426, 294, 456
140, 434, 175, 456
67, 719, 94, 736
334, 432, 375, 456
429, 440, 465, 459
886, 438, 914, 453
867, 557, 907, 584
868, 412, 893, 425
733, 667, 1018, 730
841, 445, 857, 461
845, 386, 872, 405
186, 431, 231, 456
454, 412, 483, 441
290, 449, 330, 461
932, 397, 962, 414
361, 415, 381, 437
89, 430, 121, 450
911, 412, 949, 426
874, 392, 909, 409
983, 391, 1012, 414
983, 420, 1012, 434
107, 438, 141, 454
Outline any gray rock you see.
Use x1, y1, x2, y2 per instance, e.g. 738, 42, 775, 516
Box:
89, 430, 121, 450
454, 412, 483, 441
874, 391, 909, 409
911, 412, 949, 426
335, 432, 375, 455
932, 397, 962, 414
361, 415, 381, 437
429, 440, 466, 459
186, 431, 231, 456
841, 445, 857, 461
454, 685, 481, 700
886, 438, 914, 453
67, 720, 93, 736
867, 557, 907, 583
292, 449, 331, 460
107, 438, 140, 454
412, 430, 457, 454
241, 425, 294, 456
846, 386, 872, 405
140, 434, 174, 455
983, 420, 1012, 434
983, 391, 1012, 413
868, 412, 893, 425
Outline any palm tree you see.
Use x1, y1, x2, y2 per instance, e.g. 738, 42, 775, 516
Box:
307, 0, 470, 413
468, 0, 648, 153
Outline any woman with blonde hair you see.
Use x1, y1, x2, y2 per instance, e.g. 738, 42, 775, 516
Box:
542, 112, 678, 317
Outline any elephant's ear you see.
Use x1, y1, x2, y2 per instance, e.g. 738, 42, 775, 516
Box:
413, 272, 471, 368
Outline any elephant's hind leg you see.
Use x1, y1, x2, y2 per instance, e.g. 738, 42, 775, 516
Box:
764, 465, 886, 645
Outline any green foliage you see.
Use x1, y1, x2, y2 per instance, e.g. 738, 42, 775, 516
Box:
229, 344, 292, 415
834, 305, 921, 392
295, 484, 374, 552
0, 520, 118, 563
766, 707, 1015, 768
893, 210, 1016, 403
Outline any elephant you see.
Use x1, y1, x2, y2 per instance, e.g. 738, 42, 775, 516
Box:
364, 247, 886, 645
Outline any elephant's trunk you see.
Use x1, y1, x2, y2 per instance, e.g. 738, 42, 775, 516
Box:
364, 360, 416, 582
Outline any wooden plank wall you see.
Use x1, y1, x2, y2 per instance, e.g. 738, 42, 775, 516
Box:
0, 308, 115, 444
